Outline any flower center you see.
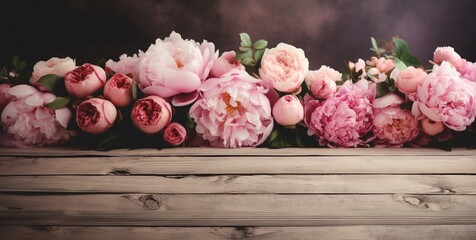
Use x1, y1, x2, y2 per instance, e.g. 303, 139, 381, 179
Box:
221, 92, 241, 113
68, 64, 95, 83
77, 103, 99, 127
175, 59, 184, 69
134, 99, 161, 125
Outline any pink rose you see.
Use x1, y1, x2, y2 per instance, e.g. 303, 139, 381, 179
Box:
305, 66, 340, 99
135, 31, 218, 107
421, 117, 445, 136
305, 80, 375, 147
210, 51, 245, 78
259, 43, 309, 93
29, 57, 76, 91
104, 73, 134, 107
373, 94, 420, 146
433, 47, 462, 66
131, 96, 172, 134
76, 98, 117, 134
189, 70, 274, 148
106, 53, 142, 76
0, 84, 12, 109
163, 122, 187, 146
65, 63, 106, 98
395, 66, 428, 94
412, 62, 476, 131
1, 85, 75, 147
272, 95, 304, 126
366, 57, 395, 74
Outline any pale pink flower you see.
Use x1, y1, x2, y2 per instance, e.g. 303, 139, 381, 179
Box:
348, 58, 367, 78
135, 31, 218, 107
105, 53, 142, 76
259, 43, 309, 93
433, 47, 462, 66
412, 62, 476, 131
163, 122, 187, 146
211, 51, 245, 78
189, 70, 274, 148
104, 73, 134, 107
76, 98, 117, 134
0, 85, 75, 147
131, 96, 172, 134
366, 56, 395, 74
460, 61, 476, 82
272, 95, 304, 126
64, 63, 106, 98
305, 66, 340, 99
373, 93, 420, 146
29, 57, 76, 91
395, 66, 428, 94
304, 80, 375, 147
421, 117, 445, 136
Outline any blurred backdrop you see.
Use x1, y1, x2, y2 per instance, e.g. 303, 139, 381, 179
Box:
2, 0, 476, 71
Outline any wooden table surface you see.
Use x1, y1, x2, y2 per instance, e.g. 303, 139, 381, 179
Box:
1, 147, 475, 239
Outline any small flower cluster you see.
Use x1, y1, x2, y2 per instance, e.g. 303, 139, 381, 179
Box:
0, 32, 475, 149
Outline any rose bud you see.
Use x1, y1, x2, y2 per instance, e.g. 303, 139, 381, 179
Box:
272, 94, 304, 126
76, 98, 117, 134
0, 83, 12, 109
310, 78, 337, 99
421, 117, 445, 136
210, 51, 245, 78
104, 73, 134, 107
65, 63, 106, 98
131, 96, 172, 134
163, 122, 187, 146
395, 66, 427, 94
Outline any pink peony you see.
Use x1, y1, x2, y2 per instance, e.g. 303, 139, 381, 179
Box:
421, 117, 445, 136
0, 85, 75, 147
433, 47, 462, 66
76, 98, 117, 134
460, 61, 476, 82
64, 63, 106, 98
272, 94, 304, 126
395, 66, 428, 94
131, 96, 172, 134
0, 84, 12, 109
305, 65, 340, 99
29, 57, 76, 91
412, 62, 476, 131
104, 73, 134, 107
259, 43, 309, 93
189, 70, 274, 148
135, 31, 218, 107
163, 122, 187, 146
373, 94, 420, 146
210, 51, 245, 78
105, 53, 142, 76
304, 80, 375, 147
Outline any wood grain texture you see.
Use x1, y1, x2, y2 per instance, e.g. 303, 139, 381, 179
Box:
2, 155, 476, 175
2, 225, 476, 240
1, 194, 476, 226
0, 175, 474, 194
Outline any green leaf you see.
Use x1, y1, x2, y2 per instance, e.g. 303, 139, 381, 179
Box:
239, 33, 252, 47
400, 101, 413, 111
253, 49, 265, 63
376, 81, 391, 98
44, 97, 71, 109
253, 39, 268, 50
371, 37, 379, 51
12, 55, 21, 70
394, 58, 407, 70
132, 81, 139, 101
393, 38, 421, 67
239, 46, 251, 52
36, 74, 65, 94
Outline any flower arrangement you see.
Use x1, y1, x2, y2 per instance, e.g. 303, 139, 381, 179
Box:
1, 32, 475, 150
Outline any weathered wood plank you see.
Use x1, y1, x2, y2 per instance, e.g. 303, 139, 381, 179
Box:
1, 194, 475, 226
1, 147, 474, 157
0, 175, 474, 194
2, 155, 476, 175
2, 225, 476, 240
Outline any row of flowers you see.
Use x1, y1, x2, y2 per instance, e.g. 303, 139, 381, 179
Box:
0, 32, 475, 149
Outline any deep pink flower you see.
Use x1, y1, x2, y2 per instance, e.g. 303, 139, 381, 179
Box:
104, 73, 134, 107
76, 98, 117, 134
0, 84, 12, 109
412, 62, 476, 131
0, 85, 76, 147
64, 63, 106, 98
304, 80, 375, 147
189, 70, 274, 148
131, 96, 172, 134
163, 122, 187, 146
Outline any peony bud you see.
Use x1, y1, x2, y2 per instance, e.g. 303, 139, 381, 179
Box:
421, 117, 445, 136
65, 63, 106, 98
272, 94, 304, 126
0, 84, 12, 109
104, 73, 134, 107
76, 98, 117, 134
310, 78, 337, 99
433, 46, 462, 66
163, 122, 187, 146
395, 66, 427, 94
131, 96, 172, 134
210, 51, 245, 78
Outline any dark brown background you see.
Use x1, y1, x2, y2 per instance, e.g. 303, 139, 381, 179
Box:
2, 0, 476, 71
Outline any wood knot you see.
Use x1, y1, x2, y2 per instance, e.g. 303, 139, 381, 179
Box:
140, 195, 161, 210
